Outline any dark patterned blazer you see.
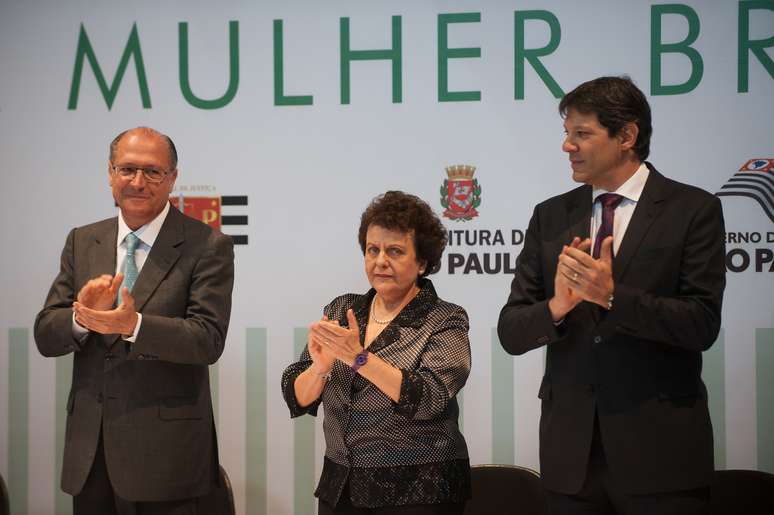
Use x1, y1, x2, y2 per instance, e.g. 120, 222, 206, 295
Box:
498, 165, 726, 495
34, 206, 234, 501
282, 278, 471, 508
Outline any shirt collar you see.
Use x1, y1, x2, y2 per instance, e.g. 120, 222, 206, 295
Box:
117, 201, 171, 247
592, 162, 650, 203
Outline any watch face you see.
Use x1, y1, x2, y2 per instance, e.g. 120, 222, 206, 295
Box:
355, 353, 368, 366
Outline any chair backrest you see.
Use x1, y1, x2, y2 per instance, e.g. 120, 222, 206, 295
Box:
709, 469, 774, 515
0, 472, 9, 515
464, 464, 548, 515
198, 465, 236, 515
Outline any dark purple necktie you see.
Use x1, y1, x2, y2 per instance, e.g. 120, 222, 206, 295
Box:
592, 193, 624, 259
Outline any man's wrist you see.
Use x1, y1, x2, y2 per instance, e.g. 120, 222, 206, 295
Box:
603, 284, 615, 310
122, 312, 141, 340
548, 297, 571, 322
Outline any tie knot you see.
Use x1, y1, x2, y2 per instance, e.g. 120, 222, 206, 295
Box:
125, 232, 140, 254
598, 193, 624, 209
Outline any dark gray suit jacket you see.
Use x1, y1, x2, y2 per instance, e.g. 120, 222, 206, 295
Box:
498, 165, 726, 495
34, 206, 234, 501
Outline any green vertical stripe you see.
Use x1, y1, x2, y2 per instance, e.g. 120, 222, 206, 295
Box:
55, 355, 73, 515
246, 328, 268, 515
756, 328, 774, 474
702, 331, 725, 469
491, 328, 515, 464
209, 363, 219, 424
9, 328, 29, 515
293, 328, 316, 515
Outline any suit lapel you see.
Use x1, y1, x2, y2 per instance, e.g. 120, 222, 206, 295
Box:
567, 186, 593, 243
89, 219, 118, 348
90, 219, 118, 278
131, 208, 183, 312
565, 187, 598, 322
613, 166, 668, 282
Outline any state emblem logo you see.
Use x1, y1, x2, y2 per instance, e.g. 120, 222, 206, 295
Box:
169, 190, 250, 244
440, 165, 481, 221
716, 158, 774, 223
170, 195, 222, 229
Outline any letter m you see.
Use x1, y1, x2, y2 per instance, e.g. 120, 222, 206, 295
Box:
68, 23, 151, 110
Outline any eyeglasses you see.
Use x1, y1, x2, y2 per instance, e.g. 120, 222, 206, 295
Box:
111, 165, 170, 184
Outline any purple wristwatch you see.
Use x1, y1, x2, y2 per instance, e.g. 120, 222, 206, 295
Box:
351, 350, 369, 372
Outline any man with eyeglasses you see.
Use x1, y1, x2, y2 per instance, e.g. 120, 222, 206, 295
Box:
35, 127, 234, 514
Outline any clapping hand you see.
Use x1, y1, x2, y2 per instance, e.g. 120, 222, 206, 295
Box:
73, 287, 139, 336
307, 316, 337, 375
309, 309, 362, 366
558, 235, 615, 308
76, 273, 124, 311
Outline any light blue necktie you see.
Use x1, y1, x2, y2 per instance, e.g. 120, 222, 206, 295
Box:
119, 232, 140, 304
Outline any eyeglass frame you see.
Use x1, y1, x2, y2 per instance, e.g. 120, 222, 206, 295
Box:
110, 163, 174, 184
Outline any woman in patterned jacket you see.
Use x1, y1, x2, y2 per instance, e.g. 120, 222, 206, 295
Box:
282, 190, 472, 515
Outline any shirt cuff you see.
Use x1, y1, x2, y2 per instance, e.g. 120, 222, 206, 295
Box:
123, 313, 142, 342
71, 312, 89, 341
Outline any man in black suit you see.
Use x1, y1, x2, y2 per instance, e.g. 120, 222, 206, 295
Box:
35, 127, 234, 514
498, 77, 725, 514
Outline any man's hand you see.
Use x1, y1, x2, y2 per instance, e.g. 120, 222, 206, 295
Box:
73, 287, 138, 336
548, 237, 590, 321
76, 273, 124, 311
558, 236, 615, 308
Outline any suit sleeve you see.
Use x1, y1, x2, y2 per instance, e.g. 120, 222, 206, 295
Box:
394, 305, 471, 420
34, 228, 85, 357
127, 230, 235, 364
601, 195, 726, 352
497, 205, 567, 356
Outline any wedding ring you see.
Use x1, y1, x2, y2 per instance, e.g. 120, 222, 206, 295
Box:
573, 272, 579, 281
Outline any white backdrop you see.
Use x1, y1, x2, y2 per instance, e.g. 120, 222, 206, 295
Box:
1, 1, 773, 514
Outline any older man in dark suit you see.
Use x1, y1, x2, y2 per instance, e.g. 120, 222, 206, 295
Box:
35, 127, 234, 515
498, 77, 726, 515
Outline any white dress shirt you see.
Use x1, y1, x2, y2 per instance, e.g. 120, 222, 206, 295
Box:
72, 202, 172, 341
590, 162, 650, 254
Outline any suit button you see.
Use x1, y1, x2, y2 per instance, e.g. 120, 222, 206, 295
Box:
593, 335, 602, 344
104, 353, 113, 361
96, 393, 103, 403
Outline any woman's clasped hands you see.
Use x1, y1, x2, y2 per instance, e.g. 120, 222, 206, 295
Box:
308, 309, 362, 373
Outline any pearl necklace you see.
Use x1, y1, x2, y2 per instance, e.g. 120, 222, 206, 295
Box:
369, 298, 396, 325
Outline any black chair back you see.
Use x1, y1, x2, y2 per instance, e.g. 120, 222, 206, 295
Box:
198, 465, 236, 515
464, 464, 548, 515
709, 469, 774, 515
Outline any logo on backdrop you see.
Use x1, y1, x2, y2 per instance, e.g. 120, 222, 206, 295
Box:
440, 165, 481, 221
434, 166, 527, 274
170, 186, 250, 245
715, 158, 773, 273
716, 158, 774, 223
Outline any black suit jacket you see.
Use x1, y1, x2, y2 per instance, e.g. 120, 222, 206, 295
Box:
34, 206, 235, 501
498, 164, 726, 495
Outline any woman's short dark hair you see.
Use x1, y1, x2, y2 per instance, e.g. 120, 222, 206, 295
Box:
559, 76, 652, 161
358, 191, 447, 277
